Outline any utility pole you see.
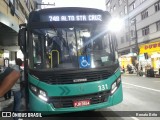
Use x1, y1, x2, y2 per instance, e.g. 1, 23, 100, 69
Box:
134, 19, 139, 55
134, 19, 139, 62
133, 18, 140, 74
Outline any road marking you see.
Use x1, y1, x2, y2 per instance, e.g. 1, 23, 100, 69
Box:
123, 85, 133, 89
154, 81, 160, 83
123, 82, 160, 93
131, 117, 139, 120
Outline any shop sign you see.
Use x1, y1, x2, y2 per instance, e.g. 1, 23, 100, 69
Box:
139, 41, 160, 54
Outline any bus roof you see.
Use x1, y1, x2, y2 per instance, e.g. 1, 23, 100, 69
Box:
35, 7, 107, 13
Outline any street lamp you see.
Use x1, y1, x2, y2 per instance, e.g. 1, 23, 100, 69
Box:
107, 17, 124, 62
108, 17, 124, 32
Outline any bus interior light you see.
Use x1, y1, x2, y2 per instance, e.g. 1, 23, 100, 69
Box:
69, 28, 74, 30
82, 31, 91, 37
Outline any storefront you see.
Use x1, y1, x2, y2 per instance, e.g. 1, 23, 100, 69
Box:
139, 41, 160, 75
119, 53, 137, 69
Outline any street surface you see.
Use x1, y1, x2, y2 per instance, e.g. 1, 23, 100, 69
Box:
1, 74, 160, 120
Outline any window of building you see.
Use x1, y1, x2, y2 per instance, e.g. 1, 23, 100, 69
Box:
124, 5, 127, 14
107, 1, 110, 7
131, 18, 136, 25
120, 11, 123, 17
19, 3, 26, 16
113, 5, 116, 11
121, 37, 124, 43
141, 0, 146, 3
141, 9, 148, 20
25, 0, 30, 10
10, 0, 14, 4
156, 21, 160, 31
130, 1, 135, 11
131, 30, 136, 38
119, 0, 122, 6
142, 26, 149, 36
110, 7, 113, 12
155, 1, 160, 12
126, 33, 129, 41
130, 18, 136, 39
31, 5, 33, 11
15, 0, 19, 10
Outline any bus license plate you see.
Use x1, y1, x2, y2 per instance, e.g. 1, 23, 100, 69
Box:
73, 100, 90, 107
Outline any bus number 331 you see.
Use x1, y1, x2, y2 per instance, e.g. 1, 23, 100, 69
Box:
98, 84, 108, 91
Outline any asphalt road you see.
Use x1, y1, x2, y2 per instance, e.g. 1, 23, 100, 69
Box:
1, 74, 160, 120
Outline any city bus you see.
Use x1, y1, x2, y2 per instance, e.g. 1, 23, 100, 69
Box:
18, 7, 123, 114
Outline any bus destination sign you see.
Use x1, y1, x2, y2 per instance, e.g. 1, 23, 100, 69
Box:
41, 14, 102, 22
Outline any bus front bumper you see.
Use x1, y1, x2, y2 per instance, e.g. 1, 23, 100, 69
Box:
29, 83, 123, 114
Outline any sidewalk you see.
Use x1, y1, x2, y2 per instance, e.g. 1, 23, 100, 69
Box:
122, 73, 137, 76
122, 72, 160, 80
0, 96, 26, 112
0, 96, 13, 111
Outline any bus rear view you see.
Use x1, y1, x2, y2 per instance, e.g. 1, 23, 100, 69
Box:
19, 7, 123, 114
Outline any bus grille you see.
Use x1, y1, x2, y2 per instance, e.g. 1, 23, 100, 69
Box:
33, 70, 112, 84
48, 90, 110, 108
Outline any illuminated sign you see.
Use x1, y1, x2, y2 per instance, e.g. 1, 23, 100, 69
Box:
144, 42, 160, 50
79, 55, 91, 68
41, 14, 102, 22
139, 41, 160, 54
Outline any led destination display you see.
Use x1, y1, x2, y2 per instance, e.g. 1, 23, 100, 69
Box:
41, 14, 102, 22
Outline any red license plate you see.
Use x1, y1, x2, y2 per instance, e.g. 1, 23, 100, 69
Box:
73, 100, 90, 107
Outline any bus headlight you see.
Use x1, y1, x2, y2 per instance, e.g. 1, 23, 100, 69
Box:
111, 82, 117, 94
30, 85, 38, 93
38, 89, 48, 102
116, 77, 121, 84
111, 77, 121, 94
38, 95, 48, 102
39, 90, 47, 97
30, 84, 48, 102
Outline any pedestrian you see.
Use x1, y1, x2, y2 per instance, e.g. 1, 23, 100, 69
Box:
139, 65, 143, 76
11, 58, 23, 120
0, 67, 20, 97
122, 65, 125, 73
4, 90, 11, 100
135, 62, 139, 75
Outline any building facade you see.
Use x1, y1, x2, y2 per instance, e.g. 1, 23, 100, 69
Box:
106, 0, 160, 72
0, 0, 36, 66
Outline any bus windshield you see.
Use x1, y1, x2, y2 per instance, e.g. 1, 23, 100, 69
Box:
30, 25, 117, 70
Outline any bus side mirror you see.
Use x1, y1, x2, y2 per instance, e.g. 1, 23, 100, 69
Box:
18, 24, 26, 54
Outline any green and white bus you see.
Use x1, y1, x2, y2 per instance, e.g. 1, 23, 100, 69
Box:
18, 7, 123, 114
